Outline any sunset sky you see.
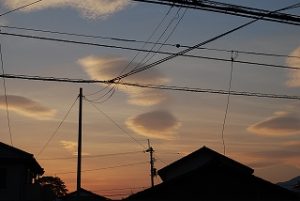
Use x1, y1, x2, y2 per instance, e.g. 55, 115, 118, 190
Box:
0, 0, 300, 199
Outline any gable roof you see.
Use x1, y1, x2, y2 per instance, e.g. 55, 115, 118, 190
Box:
0, 141, 44, 175
158, 146, 253, 182
127, 146, 298, 200
62, 188, 110, 201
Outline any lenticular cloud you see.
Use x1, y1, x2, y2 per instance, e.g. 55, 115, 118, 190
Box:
1, 0, 130, 19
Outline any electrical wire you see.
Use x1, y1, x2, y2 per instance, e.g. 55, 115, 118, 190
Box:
0, 43, 13, 146
37, 96, 78, 156
85, 99, 147, 150
112, 2, 300, 81
1, 73, 300, 101
129, 7, 183, 73
39, 150, 144, 160
56, 161, 147, 175
118, 6, 173, 77
221, 52, 236, 156
0, 31, 299, 71
1, 25, 299, 59
131, 7, 188, 73
0, 0, 43, 17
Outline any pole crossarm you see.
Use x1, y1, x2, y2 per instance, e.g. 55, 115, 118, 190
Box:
132, 0, 300, 26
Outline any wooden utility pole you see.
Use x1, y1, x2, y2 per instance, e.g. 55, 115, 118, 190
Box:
77, 88, 83, 194
146, 139, 155, 187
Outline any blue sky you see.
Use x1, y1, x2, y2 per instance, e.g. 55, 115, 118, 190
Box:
0, 0, 299, 199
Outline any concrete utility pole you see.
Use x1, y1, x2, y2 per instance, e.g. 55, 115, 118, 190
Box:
77, 88, 83, 195
146, 139, 155, 187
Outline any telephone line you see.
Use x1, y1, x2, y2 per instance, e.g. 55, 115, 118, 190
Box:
0, 32, 299, 71
112, 2, 300, 81
39, 150, 144, 160
56, 161, 147, 175
1, 74, 300, 101
0, 43, 13, 146
37, 96, 79, 156
0, 0, 43, 17
1, 25, 299, 59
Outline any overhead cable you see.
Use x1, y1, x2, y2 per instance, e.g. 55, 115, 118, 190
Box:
131, 0, 300, 26
0, 32, 299, 71
37, 96, 78, 156
0, 43, 13, 146
56, 161, 147, 175
112, 2, 300, 82
0, 0, 43, 17
1, 73, 300, 101
1, 25, 299, 59
39, 150, 144, 160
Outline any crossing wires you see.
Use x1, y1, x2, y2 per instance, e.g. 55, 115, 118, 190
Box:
0, 43, 13, 146
110, 2, 300, 82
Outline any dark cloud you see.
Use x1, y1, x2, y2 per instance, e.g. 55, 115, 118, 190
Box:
126, 110, 181, 140
0, 95, 56, 120
247, 112, 300, 136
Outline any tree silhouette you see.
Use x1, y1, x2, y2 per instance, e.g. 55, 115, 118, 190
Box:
36, 176, 68, 198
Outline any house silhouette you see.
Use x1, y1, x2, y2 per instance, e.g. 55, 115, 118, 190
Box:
127, 146, 298, 200
0, 141, 44, 201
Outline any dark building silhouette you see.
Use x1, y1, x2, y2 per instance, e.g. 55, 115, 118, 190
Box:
127, 146, 298, 200
62, 188, 110, 201
0, 141, 44, 201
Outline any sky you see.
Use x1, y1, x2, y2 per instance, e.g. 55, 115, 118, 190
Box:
0, 0, 300, 199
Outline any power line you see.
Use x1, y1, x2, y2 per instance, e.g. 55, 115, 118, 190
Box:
0, 43, 13, 146
117, 82, 300, 100
0, 0, 43, 17
39, 150, 144, 160
131, 0, 300, 26
56, 161, 147, 175
85, 99, 147, 150
118, 5, 173, 77
1, 73, 300, 101
112, 2, 300, 81
1, 25, 299, 59
37, 96, 78, 156
221, 52, 236, 156
0, 31, 299, 71
130, 7, 188, 73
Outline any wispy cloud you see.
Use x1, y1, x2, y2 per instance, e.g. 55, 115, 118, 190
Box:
60, 140, 90, 156
79, 55, 170, 106
1, 0, 130, 19
247, 111, 300, 136
0, 95, 56, 120
286, 46, 300, 87
126, 110, 181, 140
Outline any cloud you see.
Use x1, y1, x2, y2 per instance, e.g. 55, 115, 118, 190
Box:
247, 111, 300, 136
247, 149, 300, 168
79, 55, 170, 106
0, 95, 56, 120
286, 46, 300, 87
60, 140, 89, 156
126, 110, 181, 140
1, 0, 130, 19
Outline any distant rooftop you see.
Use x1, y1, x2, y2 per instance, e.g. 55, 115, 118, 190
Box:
158, 146, 254, 182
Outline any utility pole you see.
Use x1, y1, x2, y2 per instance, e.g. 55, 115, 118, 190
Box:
146, 139, 155, 187
77, 88, 83, 195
